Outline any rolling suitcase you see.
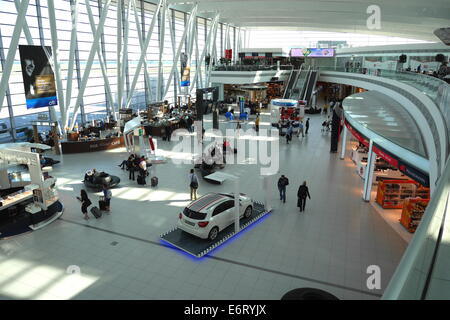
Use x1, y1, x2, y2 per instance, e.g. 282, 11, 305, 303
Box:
99, 196, 107, 210
99, 200, 107, 211
137, 175, 146, 185
151, 176, 158, 187
90, 206, 102, 219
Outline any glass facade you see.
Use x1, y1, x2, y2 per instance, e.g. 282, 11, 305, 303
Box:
0, 0, 236, 142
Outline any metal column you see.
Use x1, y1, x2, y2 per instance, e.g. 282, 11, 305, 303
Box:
126, 0, 164, 109
47, 0, 68, 131
363, 140, 376, 201
340, 125, 348, 160
69, 0, 112, 129
163, 4, 198, 98
157, 0, 166, 101
117, 0, 123, 110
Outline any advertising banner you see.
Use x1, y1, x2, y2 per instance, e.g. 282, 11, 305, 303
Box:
225, 49, 232, 59
290, 48, 335, 58
181, 66, 190, 87
18, 45, 57, 109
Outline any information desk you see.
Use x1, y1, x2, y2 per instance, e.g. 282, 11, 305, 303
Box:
61, 136, 124, 154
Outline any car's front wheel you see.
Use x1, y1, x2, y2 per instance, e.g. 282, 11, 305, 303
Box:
244, 206, 253, 218
208, 227, 219, 241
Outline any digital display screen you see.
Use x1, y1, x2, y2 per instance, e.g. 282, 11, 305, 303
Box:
290, 48, 335, 57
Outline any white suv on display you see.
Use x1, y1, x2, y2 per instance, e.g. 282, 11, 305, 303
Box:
178, 193, 253, 241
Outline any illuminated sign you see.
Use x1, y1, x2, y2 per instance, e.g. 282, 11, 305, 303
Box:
290, 48, 335, 57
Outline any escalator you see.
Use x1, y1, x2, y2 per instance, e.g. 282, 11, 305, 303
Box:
289, 69, 310, 100
303, 70, 319, 107
284, 66, 320, 106
283, 68, 300, 99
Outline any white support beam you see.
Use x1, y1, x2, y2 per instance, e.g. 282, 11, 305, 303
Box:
131, 0, 153, 103
363, 140, 376, 201
85, 0, 115, 118
69, 0, 112, 130
157, 0, 167, 101
224, 23, 230, 50
162, 4, 198, 98
340, 125, 348, 160
186, 8, 196, 66
47, 0, 68, 133
14, 0, 33, 45
65, 0, 79, 114
0, 0, 30, 113
117, 0, 123, 110
167, 7, 181, 94
194, 23, 202, 90
206, 18, 219, 87
122, 0, 131, 103
125, 0, 164, 109
189, 13, 219, 93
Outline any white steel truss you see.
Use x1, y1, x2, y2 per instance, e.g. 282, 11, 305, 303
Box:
0, 0, 230, 137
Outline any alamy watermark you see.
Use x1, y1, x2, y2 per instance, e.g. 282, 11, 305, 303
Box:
366, 5, 381, 30
170, 121, 280, 175
366, 265, 381, 290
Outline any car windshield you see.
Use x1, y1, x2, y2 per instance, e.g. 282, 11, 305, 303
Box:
183, 207, 207, 220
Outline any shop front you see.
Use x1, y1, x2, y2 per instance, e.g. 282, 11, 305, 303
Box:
342, 119, 430, 241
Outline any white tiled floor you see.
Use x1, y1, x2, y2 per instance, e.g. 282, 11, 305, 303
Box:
0, 111, 408, 300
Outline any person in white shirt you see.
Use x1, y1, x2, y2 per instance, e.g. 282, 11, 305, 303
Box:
188, 169, 199, 200
139, 156, 147, 177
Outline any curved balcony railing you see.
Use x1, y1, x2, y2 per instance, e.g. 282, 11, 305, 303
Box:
318, 66, 450, 150
212, 65, 294, 72
319, 65, 450, 299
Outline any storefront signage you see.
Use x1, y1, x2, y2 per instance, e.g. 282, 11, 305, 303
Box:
398, 160, 430, 187
345, 120, 430, 187
344, 120, 369, 147
372, 145, 399, 168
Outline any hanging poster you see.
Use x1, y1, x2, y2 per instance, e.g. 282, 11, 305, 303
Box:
181, 66, 191, 87
18, 45, 58, 109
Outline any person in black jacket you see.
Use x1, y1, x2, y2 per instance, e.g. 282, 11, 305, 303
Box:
297, 181, 311, 212
77, 189, 92, 220
277, 175, 289, 203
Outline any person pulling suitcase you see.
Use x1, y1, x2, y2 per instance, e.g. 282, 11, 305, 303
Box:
102, 184, 112, 213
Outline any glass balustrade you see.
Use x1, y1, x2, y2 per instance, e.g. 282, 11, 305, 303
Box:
318, 65, 450, 143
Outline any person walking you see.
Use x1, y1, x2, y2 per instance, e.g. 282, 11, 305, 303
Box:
254, 114, 260, 133
77, 189, 92, 220
297, 181, 311, 212
129, 158, 137, 181
305, 118, 310, 135
165, 125, 172, 142
138, 156, 147, 177
102, 184, 112, 213
277, 175, 289, 203
188, 169, 199, 200
286, 122, 293, 144
297, 120, 305, 138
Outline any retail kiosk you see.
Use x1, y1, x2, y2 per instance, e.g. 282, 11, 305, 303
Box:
0, 144, 63, 239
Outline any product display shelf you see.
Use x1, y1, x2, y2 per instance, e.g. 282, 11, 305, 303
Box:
376, 180, 418, 209
400, 198, 430, 233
